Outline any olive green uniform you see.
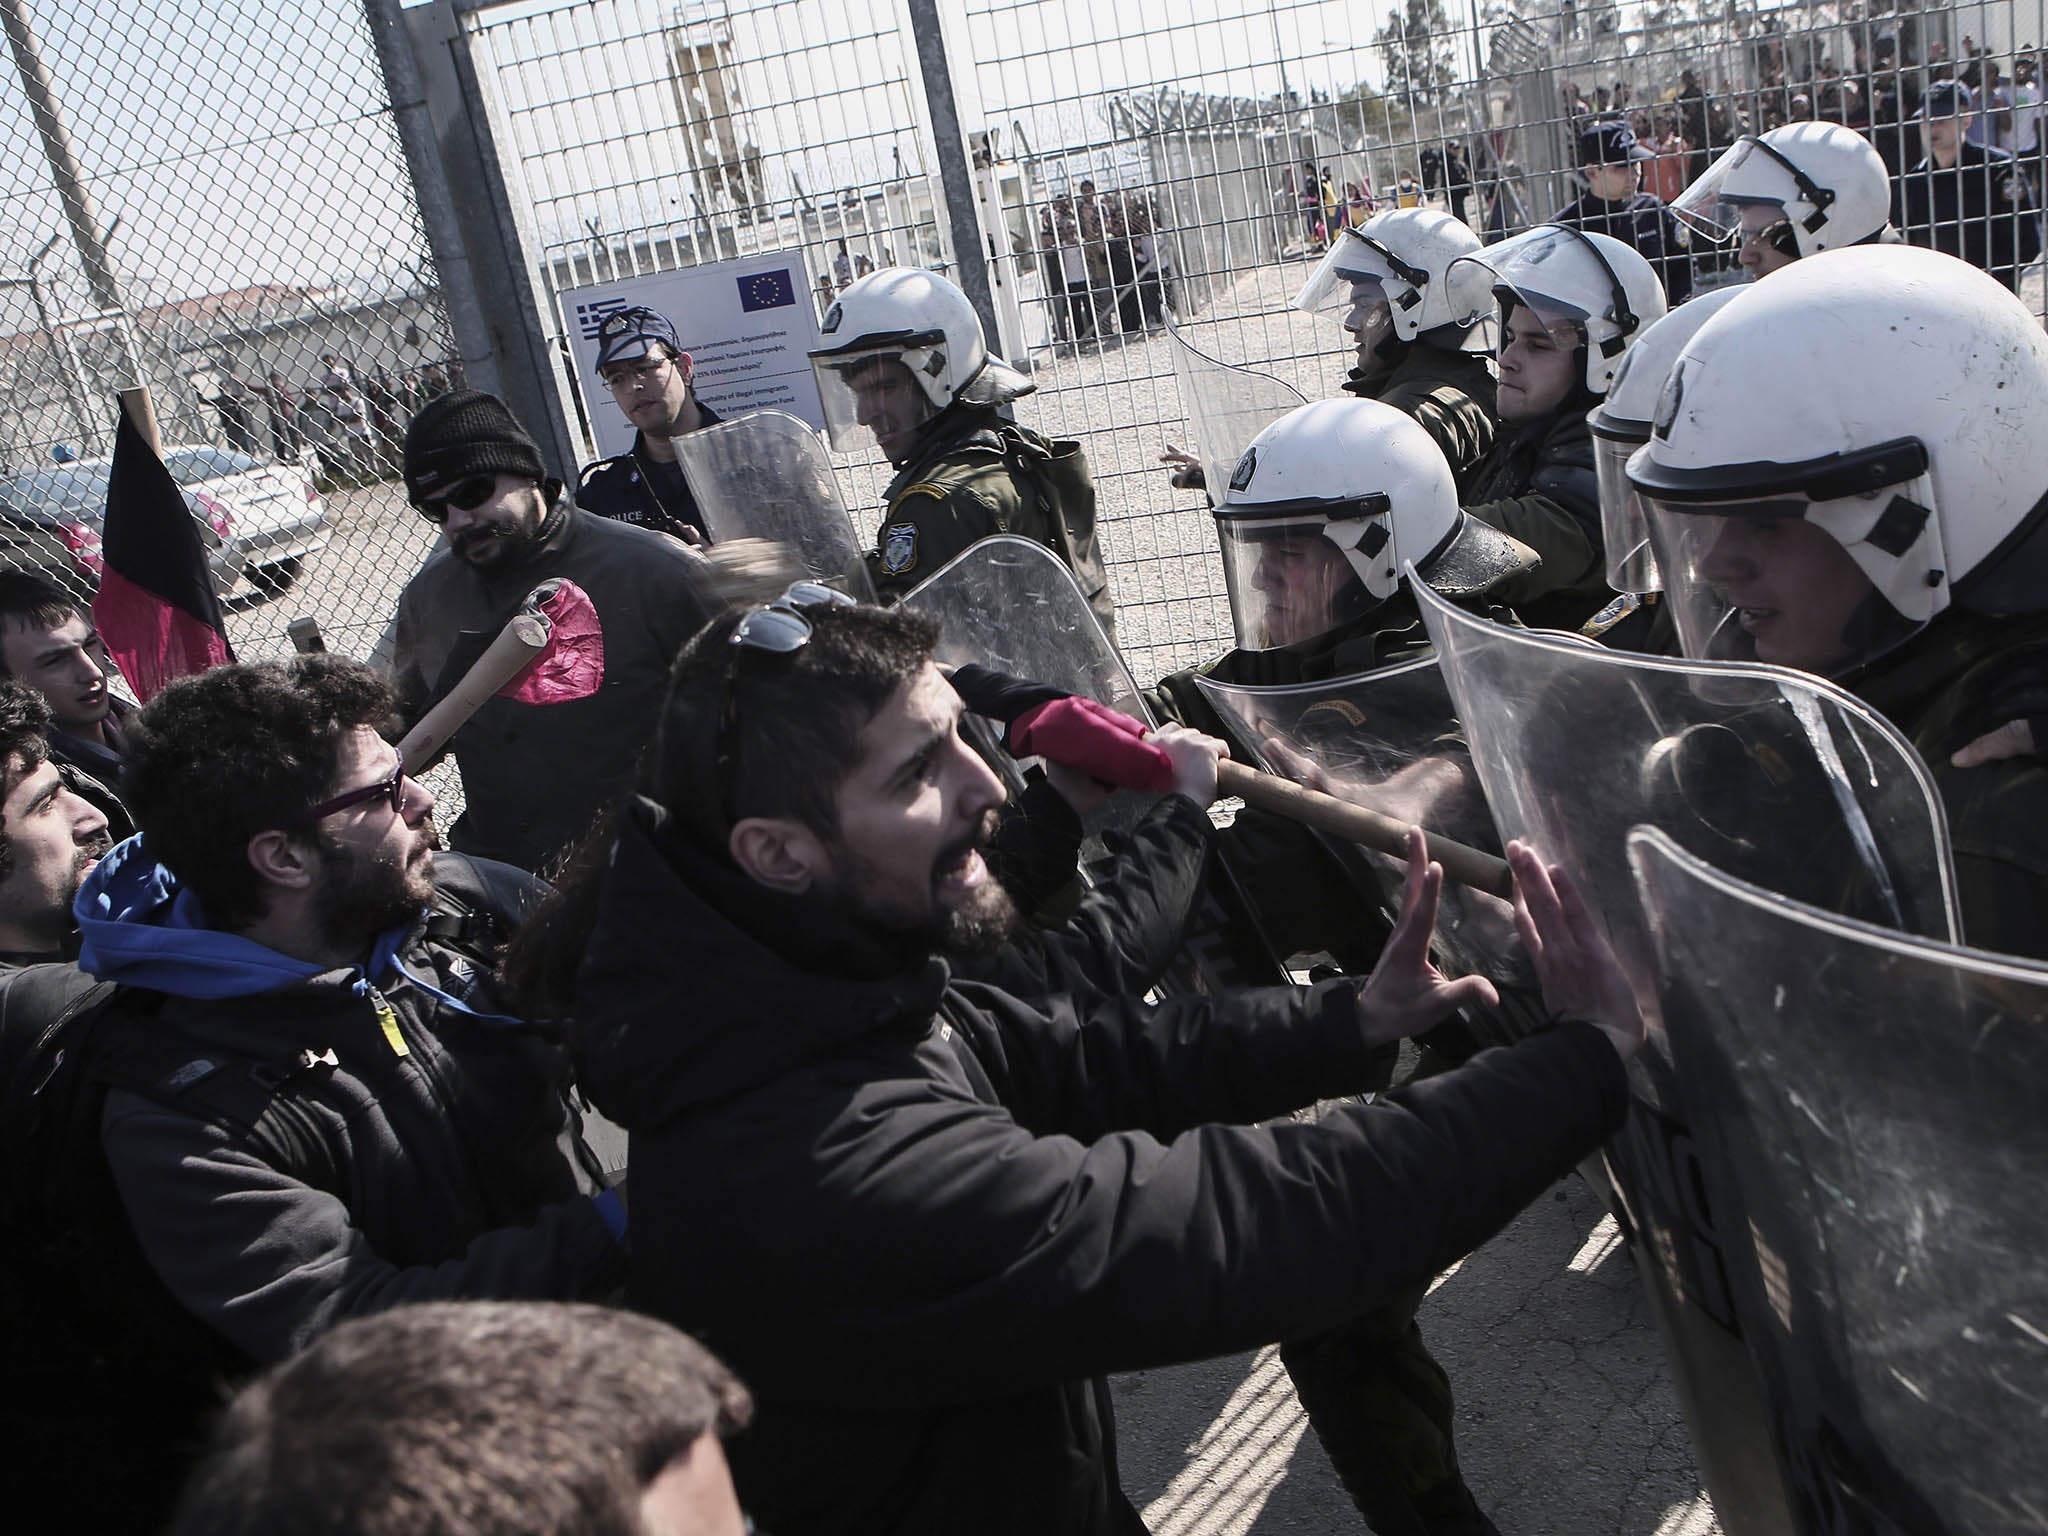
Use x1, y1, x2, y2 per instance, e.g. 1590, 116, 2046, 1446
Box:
869, 409, 1114, 633
1342, 339, 1499, 496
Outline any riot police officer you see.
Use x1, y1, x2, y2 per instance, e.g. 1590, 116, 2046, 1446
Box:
1670, 119, 1897, 279
809, 268, 1112, 631
1153, 397, 1537, 1536
1445, 225, 1667, 634
1288, 208, 1500, 489
1630, 244, 2048, 957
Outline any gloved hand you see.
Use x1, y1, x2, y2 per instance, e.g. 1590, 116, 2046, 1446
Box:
1007, 695, 1176, 793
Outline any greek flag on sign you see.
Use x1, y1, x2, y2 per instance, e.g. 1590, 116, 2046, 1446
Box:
739, 269, 797, 312
575, 298, 631, 340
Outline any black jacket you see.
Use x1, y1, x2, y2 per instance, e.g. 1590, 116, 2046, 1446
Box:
46, 698, 135, 841
391, 499, 711, 871
576, 800, 1630, 1536
86, 846, 626, 1366
1854, 609, 2048, 960
1550, 188, 1695, 304
1464, 405, 1607, 633
574, 409, 723, 540
1896, 140, 2043, 292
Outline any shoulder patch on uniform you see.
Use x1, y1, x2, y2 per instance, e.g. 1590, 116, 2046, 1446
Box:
880, 522, 919, 576
891, 481, 950, 509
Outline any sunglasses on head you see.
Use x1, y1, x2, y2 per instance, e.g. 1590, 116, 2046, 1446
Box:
715, 582, 860, 826
413, 475, 499, 524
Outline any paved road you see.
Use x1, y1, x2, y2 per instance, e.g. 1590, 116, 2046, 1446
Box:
1114, 1173, 1720, 1535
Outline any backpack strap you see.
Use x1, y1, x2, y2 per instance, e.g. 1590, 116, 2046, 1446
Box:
87, 1004, 344, 1194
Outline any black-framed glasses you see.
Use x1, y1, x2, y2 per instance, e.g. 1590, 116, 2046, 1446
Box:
414, 474, 499, 524
714, 582, 858, 826
295, 751, 408, 827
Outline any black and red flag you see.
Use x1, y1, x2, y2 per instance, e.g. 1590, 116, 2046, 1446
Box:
93, 408, 234, 700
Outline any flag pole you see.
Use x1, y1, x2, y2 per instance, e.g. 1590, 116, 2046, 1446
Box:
119, 385, 161, 456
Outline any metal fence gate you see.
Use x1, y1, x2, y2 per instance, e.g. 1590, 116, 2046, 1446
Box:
3, 0, 2045, 693
452, 0, 2048, 688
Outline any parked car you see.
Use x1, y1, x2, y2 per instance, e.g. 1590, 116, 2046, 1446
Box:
0, 445, 331, 603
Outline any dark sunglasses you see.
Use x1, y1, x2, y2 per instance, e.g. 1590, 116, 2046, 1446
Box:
715, 582, 859, 826
414, 474, 498, 524
295, 751, 408, 827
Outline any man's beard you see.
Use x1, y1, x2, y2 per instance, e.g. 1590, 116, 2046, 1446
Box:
820, 807, 1021, 963
310, 827, 436, 949
453, 491, 550, 565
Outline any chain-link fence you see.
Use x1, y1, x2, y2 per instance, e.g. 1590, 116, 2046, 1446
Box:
0, 0, 455, 670
450, 0, 2048, 690
4, 0, 2046, 698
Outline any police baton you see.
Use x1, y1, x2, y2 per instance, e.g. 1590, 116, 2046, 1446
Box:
396, 585, 556, 767
1214, 759, 1513, 900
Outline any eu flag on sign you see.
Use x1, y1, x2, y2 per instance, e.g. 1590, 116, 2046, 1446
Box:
738, 269, 797, 312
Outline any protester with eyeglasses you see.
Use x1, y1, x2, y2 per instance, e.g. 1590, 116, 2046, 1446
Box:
575, 307, 723, 545
391, 389, 712, 872
501, 595, 1644, 1536
68, 655, 627, 1390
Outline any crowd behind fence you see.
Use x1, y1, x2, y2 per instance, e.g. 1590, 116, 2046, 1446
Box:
0, 0, 2044, 696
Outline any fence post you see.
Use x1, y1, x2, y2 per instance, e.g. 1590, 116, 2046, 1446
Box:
901, 0, 1009, 363
368, 0, 584, 483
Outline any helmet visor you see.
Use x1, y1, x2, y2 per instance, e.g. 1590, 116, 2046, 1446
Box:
810, 347, 937, 455
1639, 474, 1944, 678
1291, 230, 1402, 316
1444, 224, 1628, 331
1672, 138, 1779, 243
1216, 510, 1383, 652
1592, 423, 1659, 594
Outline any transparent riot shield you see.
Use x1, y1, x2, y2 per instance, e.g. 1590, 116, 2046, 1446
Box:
1631, 827, 2048, 1535
1192, 659, 1543, 1043
902, 536, 1292, 993
672, 409, 875, 600
1413, 571, 1959, 1534
901, 534, 1145, 718
1165, 321, 1311, 493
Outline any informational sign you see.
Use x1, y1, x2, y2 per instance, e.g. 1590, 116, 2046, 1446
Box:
559, 251, 827, 459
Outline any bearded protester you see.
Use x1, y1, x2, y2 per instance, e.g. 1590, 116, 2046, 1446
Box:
504, 593, 1645, 1536
2, 657, 629, 1529
391, 390, 712, 872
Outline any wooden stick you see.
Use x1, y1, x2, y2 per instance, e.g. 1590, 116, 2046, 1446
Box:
1215, 758, 1512, 899
118, 386, 161, 455
396, 603, 552, 766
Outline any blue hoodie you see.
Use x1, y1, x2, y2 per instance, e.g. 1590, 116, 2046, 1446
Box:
75, 834, 510, 1026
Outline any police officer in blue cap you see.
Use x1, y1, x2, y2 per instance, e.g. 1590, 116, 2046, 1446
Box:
1551, 120, 1694, 304
576, 306, 723, 545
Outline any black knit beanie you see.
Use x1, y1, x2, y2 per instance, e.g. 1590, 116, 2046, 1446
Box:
402, 390, 546, 504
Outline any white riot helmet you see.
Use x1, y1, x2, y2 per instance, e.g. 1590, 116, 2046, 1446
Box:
1671, 122, 1894, 265
1215, 398, 1534, 651
1291, 209, 1490, 350
1588, 288, 1745, 593
1444, 225, 1667, 394
1629, 246, 2048, 680
809, 267, 1033, 452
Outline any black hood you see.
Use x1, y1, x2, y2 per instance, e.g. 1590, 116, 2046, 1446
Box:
572, 799, 947, 1133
